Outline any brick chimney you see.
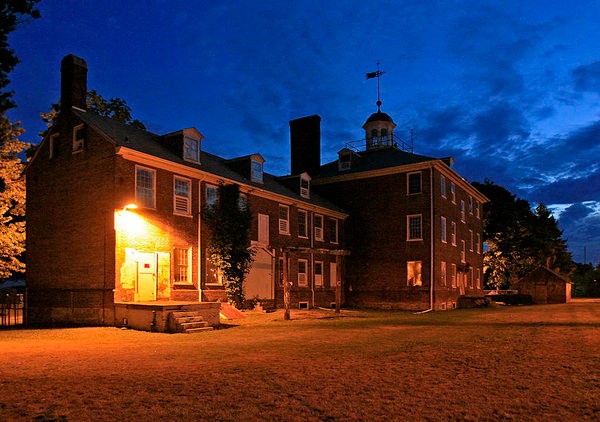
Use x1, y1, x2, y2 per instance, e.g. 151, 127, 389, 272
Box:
290, 115, 321, 176
60, 54, 88, 112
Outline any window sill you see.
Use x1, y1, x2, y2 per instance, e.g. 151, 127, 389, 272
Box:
173, 212, 193, 218
173, 283, 196, 289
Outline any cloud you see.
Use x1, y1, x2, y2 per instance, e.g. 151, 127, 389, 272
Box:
557, 202, 600, 263
573, 61, 600, 93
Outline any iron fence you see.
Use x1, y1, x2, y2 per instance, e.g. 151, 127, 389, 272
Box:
0, 288, 25, 327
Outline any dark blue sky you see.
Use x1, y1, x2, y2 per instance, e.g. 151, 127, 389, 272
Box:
8, 0, 600, 264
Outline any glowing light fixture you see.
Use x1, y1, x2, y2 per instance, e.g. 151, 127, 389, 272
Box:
123, 203, 138, 211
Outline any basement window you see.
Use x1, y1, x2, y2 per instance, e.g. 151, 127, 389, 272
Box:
299, 301, 309, 310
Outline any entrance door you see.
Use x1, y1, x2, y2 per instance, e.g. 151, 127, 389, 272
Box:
245, 248, 274, 300
330, 262, 337, 289
136, 252, 157, 301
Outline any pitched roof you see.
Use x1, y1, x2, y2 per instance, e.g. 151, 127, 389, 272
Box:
72, 109, 347, 215
316, 146, 438, 179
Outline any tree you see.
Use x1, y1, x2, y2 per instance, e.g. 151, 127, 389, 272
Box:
40, 89, 146, 135
202, 183, 255, 308
0, 116, 27, 278
473, 179, 574, 289
571, 263, 600, 297
0, 1, 41, 114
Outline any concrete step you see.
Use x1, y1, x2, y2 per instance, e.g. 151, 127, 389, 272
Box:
180, 321, 209, 329
174, 316, 205, 323
185, 326, 214, 334
171, 311, 202, 318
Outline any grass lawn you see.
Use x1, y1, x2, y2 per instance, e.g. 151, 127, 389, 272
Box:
0, 302, 599, 421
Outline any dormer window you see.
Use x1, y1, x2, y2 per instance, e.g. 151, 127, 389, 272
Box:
300, 175, 310, 198
183, 136, 200, 163
338, 150, 352, 171
251, 160, 263, 183
72, 124, 85, 153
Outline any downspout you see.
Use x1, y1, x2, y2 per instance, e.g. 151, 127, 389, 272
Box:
416, 164, 435, 314
310, 211, 315, 308
198, 176, 206, 302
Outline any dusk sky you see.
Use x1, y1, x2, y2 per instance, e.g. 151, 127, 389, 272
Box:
7, 1, 600, 264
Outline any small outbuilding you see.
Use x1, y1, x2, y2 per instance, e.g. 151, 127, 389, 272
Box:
516, 267, 572, 304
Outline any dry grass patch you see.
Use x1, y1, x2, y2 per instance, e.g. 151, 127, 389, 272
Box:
0, 303, 599, 420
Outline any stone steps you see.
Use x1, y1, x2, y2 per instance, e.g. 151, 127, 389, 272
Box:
168, 311, 214, 334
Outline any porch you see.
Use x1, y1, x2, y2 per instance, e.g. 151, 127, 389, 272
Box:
114, 301, 221, 333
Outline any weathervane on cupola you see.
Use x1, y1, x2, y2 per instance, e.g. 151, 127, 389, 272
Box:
363, 62, 397, 150
366, 62, 386, 112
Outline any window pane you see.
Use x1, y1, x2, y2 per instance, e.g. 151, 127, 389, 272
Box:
408, 215, 422, 240
136, 167, 155, 208
407, 261, 422, 286
408, 172, 421, 194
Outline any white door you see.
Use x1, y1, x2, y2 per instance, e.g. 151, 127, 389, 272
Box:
245, 248, 274, 300
258, 214, 269, 245
136, 252, 157, 301
330, 262, 338, 289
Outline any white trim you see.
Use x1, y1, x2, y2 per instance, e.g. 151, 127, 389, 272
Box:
299, 301, 309, 310
173, 175, 192, 216
407, 214, 423, 241
441, 216, 447, 243
314, 214, 324, 242
279, 204, 290, 235
297, 259, 308, 286
135, 165, 156, 209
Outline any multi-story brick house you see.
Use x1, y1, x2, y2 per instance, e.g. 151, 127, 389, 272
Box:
26, 55, 487, 326
26, 55, 348, 326
310, 110, 488, 310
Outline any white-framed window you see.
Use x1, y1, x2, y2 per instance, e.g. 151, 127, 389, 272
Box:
72, 123, 85, 153
49, 133, 58, 159
477, 233, 481, 254
451, 264, 457, 287
440, 175, 446, 198
173, 247, 191, 284
298, 209, 308, 238
475, 201, 480, 219
476, 268, 481, 289
173, 176, 191, 215
441, 216, 447, 243
135, 165, 156, 209
441, 261, 447, 286
338, 151, 351, 171
329, 218, 338, 244
314, 261, 323, 287
469, 267, 474, 288
298, 259, 308, 286
279, 205, 290, 235
407, 214, 422, 241
407, 261, 422, 286
451, 221, 456, 246
460, 200, 466, 222
183, 136, 200, 163
251, 160, 263, 183
314, 214, 324, 241
461, 240, 466, 263
469, 230, 474, 251
468, 196, 473, 214
408, 172, 422, 194
450, 183, 456, 203
237, 192, 248, 210
300, 176, 310, 198
205, 184, 218, 208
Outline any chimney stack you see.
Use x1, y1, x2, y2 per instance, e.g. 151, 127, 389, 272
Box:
60, 54, 88, 113
290, 115, 321, 176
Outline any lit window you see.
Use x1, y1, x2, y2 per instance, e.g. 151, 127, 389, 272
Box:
407, 214, 422, 240
174, 176, 191, 215
72, 124, 85, 153
206, 185, 218, 208
183, 136, 200, 163
407, 261, 422, 286
300, 176, 310, 198
441, 217, 447, 243
298, 210, 308, 238
314, 261, 323, 287
173, 247, 191, 283
440, 176, 446, 197
450, 183, 456, 203
135, 166, 156, 209
251, 160, 263, 183
298, 259, 308, 286
441, 261, 447, 286
206, 253, 222, 285
408, 172, 422, 194
451, 222, 456, 246
279, 205, 290, 235
329, 218, 338, 244
314, 214, 324, 241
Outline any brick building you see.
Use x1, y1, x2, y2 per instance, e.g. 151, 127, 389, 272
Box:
26, 55, 487, 326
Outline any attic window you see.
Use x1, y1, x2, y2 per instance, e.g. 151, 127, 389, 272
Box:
72, 124, 85, 153
183, 136, 200, 163
251, 160, 263, 183
300, 176, 310, 198
338, 152, 351, 171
